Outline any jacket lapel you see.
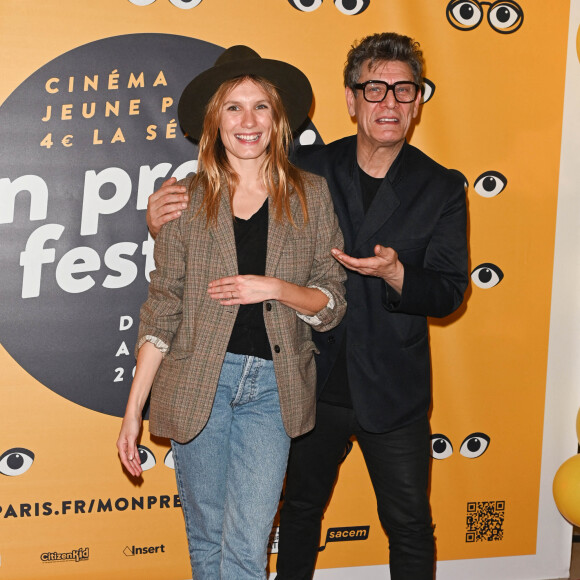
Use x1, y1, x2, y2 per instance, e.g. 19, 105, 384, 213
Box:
339, 159, 365, 254
265, 194, 297, 277
209, 184, 238, 276
353, 177, 400, 252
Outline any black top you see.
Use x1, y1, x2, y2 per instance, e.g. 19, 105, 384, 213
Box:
319, 163, 392, 408
226, 198, 273, 360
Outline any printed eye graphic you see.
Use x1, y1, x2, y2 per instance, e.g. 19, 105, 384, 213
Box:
128, 0, 156, 5
460, 432, 490, 458
471, 263, 504, 289
288, 0, 323, 11
169, 0, 203, 7
164, 449, 175, 470
488, 2, 523, 33
421, 78, 436, 104
137, 445, 156, 471
334, 0, 370, 15
431, 434, 453, 459
473, 170, 507, 198
447, 0, 523, 33
447, 0, 483, 30
0, 448, 35, 476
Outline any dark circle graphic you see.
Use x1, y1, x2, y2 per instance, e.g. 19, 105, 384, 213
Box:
0, 34, 222, 418
482, 177, 496, 192
0, 34, 323, 418
460, 4, 475, 19
8, 454, 24, 470
466, 438, 481, 453
495, 7, 510, 23
478, 269, 493, 284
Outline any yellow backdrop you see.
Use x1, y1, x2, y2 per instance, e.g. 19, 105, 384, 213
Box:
0, 1, 574, 578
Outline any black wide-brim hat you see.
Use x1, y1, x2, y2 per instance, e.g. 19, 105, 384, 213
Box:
178, 45, 313, 141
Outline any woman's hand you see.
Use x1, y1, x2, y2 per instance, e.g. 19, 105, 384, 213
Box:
208, 275, 329, 316
208, 275, 281, 305
117, 413, 144, 477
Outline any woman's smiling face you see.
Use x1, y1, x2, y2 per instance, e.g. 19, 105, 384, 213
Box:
218, 78, 273, 168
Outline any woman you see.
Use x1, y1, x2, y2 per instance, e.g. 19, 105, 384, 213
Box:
116, 45, 346, 580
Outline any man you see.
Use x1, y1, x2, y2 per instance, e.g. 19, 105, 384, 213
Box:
147, 33, 468, 580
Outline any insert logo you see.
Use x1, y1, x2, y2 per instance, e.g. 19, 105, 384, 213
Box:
123, 544, 166, 556
40, 547, 89, 563
318, 525, 370, 552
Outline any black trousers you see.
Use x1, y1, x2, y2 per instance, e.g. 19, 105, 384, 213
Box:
276, 402, 434, 580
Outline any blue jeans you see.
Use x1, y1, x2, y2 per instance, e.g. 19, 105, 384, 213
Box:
172, 352, 291, 580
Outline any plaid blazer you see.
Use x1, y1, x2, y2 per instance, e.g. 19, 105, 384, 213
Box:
137, 171, 346, 443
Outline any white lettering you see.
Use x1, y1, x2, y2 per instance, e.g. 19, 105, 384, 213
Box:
115, 342, 130, 357
81, 168, 132, 236
55, 246, 100, 293
0, 175, 49, 224
173, 160, 198, 182
103, 242, 138, 289
136, 163, 172, 210
19, 224, 64, 298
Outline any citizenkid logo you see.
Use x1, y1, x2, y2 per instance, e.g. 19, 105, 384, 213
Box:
318, 525, 370, 551
40, 547, 89, 563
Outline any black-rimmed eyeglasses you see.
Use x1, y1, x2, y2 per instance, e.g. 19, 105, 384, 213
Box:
353, 80, 420, 104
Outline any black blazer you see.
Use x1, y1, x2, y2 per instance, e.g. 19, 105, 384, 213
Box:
295, 136, 468, 433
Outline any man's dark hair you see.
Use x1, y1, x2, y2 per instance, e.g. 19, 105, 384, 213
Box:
344, 32, 424, 89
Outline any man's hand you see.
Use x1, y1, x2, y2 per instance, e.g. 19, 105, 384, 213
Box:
146, 177, 189, 239
331, 244, 404, 294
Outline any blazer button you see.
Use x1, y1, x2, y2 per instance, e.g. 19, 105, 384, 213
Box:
274, 345, 281, 353
328, 336, 336, 344
266, 302, 272, 311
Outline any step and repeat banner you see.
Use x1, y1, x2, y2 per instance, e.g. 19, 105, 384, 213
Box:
1, 1, 578, 578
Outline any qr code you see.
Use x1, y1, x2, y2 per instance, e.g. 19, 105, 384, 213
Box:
466, 501, 505, 542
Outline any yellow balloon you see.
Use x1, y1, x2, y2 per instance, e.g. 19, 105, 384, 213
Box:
553, 454, 580, 526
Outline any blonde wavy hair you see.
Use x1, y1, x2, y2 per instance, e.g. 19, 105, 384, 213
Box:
189, 75, 308, 227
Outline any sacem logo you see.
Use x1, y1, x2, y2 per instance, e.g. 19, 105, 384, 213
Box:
318, 525, 370, 552
40, 547, 89, 563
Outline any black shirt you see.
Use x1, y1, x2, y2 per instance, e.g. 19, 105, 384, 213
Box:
319, 164, 387, 407
226, 198, 273, 360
